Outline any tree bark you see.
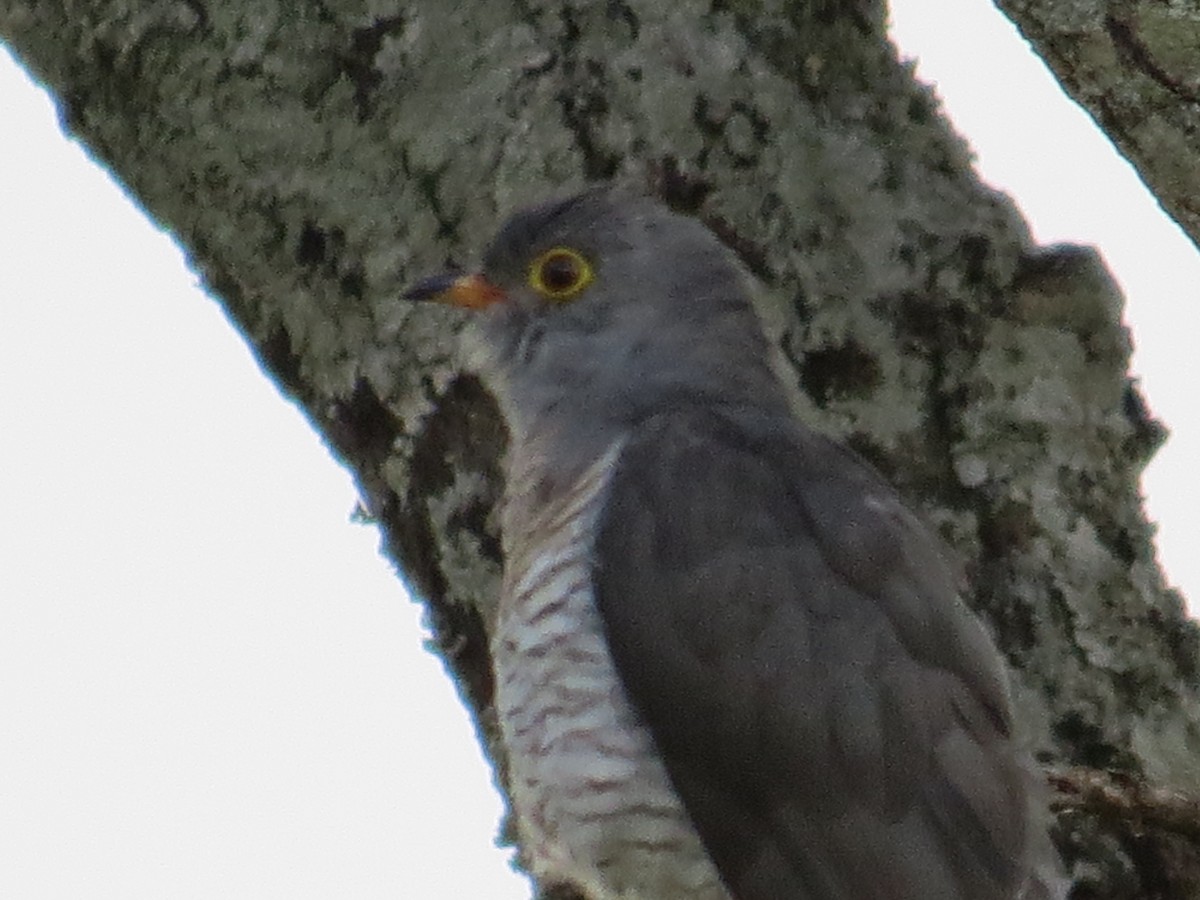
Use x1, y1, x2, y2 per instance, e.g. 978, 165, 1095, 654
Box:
995, 0, 1200, 254
3, 1, 1197, 895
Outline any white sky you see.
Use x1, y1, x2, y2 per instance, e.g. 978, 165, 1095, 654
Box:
1, 3, 1196, 898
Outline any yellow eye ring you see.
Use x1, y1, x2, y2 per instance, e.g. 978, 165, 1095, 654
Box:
528, 247, 594, 301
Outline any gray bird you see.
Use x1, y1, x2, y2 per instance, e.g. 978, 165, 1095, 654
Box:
404, 188, 1063, 900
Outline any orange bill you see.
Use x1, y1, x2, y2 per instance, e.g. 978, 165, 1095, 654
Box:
402, 272, 506, 309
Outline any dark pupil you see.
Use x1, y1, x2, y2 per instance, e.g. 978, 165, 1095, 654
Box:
542, 254, 579, 291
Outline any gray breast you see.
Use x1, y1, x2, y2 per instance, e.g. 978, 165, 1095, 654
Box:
491, 441, 728, 900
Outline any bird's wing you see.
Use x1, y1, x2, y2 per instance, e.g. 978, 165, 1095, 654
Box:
592, 405, 1037, 900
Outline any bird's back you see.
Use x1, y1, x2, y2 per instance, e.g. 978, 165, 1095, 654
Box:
591, 403, 1062, 900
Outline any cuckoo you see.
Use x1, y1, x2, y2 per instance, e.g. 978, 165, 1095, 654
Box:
403, 188, 1063, 900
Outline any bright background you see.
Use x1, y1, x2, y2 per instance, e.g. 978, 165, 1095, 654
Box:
2, 3, 1196, 897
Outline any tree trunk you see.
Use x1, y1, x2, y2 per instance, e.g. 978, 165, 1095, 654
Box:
3, 1, 1197, 895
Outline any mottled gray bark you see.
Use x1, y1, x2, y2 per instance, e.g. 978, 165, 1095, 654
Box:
2, 0, 1197, 896
995, 0, 1200, 254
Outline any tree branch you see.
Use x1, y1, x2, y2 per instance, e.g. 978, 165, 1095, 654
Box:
995, 0, 1200, 252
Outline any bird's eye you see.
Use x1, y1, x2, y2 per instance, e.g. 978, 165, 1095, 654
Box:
528, 247, 594, 301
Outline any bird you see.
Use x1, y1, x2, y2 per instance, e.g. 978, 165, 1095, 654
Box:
403, 187, 1064, 900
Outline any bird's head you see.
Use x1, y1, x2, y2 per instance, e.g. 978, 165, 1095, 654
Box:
403, 188, 785, 436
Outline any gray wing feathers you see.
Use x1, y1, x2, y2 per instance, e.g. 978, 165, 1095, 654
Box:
592, 406, 1048, 900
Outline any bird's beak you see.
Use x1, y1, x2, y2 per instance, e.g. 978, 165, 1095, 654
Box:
402, 272, 507, 310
